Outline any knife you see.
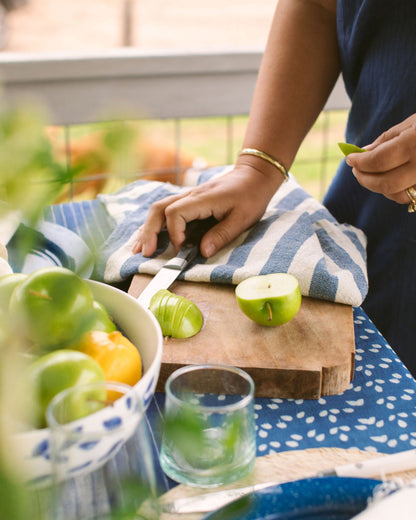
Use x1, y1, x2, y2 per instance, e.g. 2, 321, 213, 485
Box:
160, 448, 416, 514
136, 216, 217, 309
161, 481, 276, 514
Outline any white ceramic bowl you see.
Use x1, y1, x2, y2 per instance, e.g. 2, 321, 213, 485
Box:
12, 280, 163, 486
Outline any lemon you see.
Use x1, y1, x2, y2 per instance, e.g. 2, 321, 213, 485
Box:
74, 330, 142, 387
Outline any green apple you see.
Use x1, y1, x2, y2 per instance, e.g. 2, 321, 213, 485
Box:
338, 142, 366, 156
9, 266, 97, 352
0, 272, 27, 311
28, 349, 106, 428
87, 300, 117, 333
149, 289, 203, 338
0, 273, 28, 344
235, 273, 302, 327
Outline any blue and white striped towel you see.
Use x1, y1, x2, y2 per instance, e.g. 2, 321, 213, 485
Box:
97, 166, 368, 306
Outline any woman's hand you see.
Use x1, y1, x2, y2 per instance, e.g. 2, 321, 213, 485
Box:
347, 114, 416, 205
132, 162, 282, 258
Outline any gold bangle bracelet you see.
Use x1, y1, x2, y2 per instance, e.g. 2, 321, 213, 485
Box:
238, 148, 289, 181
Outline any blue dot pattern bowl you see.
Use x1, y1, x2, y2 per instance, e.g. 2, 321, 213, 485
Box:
12, 281, 163, 486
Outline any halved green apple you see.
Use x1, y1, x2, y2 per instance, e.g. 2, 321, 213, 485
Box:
149, 289, 203, 338
235, 273, 301, 327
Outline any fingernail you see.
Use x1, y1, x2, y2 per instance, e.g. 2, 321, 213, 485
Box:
204, 242, 216, 257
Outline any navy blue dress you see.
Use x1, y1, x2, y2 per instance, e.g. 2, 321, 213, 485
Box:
323, 1, 416, 375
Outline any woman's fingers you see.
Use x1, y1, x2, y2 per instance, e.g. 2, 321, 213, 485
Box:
351, 162, 416, 204
131, 165, 279, 258
197, 210, 252, 258
131, 192, 185, 256
347, 120, 416, 204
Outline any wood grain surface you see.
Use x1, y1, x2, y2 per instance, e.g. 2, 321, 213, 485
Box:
129, 274, 355, 399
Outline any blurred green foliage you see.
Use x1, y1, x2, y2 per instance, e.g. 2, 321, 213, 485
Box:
0, 100, 140, 520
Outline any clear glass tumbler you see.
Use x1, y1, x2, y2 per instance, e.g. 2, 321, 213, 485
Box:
46, 381, 160, 520
160, 364, 256, 487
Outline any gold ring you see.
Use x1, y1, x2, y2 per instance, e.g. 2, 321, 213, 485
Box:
405, 186, 416, 213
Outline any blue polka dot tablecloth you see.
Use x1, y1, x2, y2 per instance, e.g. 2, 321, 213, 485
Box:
41, 194, 416, 457
148, 306, 416, 464
38, 192, 416, 488
252, 307, 416, 456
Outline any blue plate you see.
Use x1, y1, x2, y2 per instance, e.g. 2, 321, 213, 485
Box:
7, 221, 94, 278
201, 476, 382, 520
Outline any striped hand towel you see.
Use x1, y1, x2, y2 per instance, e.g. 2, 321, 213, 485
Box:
97, 166, 368, 306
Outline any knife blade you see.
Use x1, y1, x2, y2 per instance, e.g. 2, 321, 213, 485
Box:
136, 216, 217, 308
160, 448, 416, 514
319, 447, 416, 479
161, 481, 276, 514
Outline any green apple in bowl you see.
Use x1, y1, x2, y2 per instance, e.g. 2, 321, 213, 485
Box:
0, 272, 27, 310
12, 280, 164, 485
235, 273, 302, 326
9, 266, 97, 352
27, 349, 106, 428
88, 300, 117, 333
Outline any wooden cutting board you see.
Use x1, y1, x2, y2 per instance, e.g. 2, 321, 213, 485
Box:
128, 274, 355, 399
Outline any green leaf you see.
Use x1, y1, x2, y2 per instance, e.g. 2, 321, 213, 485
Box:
163, 402, 206, 455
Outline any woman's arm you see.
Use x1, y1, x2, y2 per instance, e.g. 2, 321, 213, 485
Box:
134, 0, 340, 258
240, 0, 340, 170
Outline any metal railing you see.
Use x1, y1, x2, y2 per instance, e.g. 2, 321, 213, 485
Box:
0, 49, 351, 201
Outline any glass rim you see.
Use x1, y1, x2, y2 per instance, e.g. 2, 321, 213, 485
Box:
165, 363, 255, 412
45, 380, 139, 432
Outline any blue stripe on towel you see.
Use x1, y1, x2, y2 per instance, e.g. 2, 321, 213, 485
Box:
97, 182, 181, 257
209, 217, 272, 283
310, 258, 339, 301
342, 224, 367, 259
98, 170, 368, 305
273, 185, 314, 212
314, 225, 368, 301
260, 213, 315, 275
43, 167, 368, 306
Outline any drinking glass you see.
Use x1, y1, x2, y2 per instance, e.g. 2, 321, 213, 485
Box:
46, 381, 160, 520
160, 364, 256, 487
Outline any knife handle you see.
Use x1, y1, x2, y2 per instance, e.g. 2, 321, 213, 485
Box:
163, 217, 217, 271
164, 245, 198, 270
183, 216, 218, 248
320, 448, 416, 478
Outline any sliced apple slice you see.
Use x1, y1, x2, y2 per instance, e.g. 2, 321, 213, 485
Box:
235, 273, 302, 327
338, 142, 366, 156
149, 289, 204, 338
